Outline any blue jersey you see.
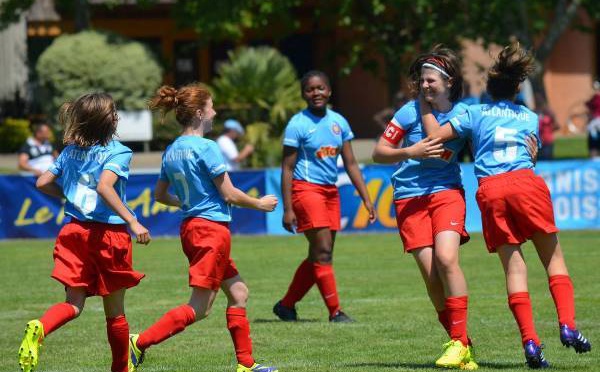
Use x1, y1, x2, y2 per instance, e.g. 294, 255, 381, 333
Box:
283, 109, 354, 185
449, 100, 539, 179
49, 140, 134, 224
159, 136, 230, 222
389, 100, 467, 200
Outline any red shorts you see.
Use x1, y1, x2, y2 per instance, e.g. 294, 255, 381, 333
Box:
394, 189, 470, 252
180, 217, 238, 290
51, 220, 144, 297
292, 179, 341, 232
476, 169, 558, 252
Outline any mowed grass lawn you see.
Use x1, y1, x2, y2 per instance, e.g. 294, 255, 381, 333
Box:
1, 232, 598, 371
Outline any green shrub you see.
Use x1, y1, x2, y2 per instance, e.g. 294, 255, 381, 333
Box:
36, 30, 162, 115
0, 118, 30, 153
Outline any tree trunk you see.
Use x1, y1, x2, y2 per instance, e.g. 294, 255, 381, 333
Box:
74, 0, 90, 31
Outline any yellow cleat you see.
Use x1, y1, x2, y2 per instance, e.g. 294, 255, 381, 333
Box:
435, 339, 468, 369
128, 334, 145, 372
18, 320, 44, 372
460, 345, 479, 370
236, 363, 279, 372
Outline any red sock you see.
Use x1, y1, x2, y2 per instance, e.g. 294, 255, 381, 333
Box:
437, 309, 451, 337
549, 275, 576, 329
281, 259, 315, 308
508, 292, 540, 345
446, 296, 469, 346
39, 302, 77, 336
106, 315, 129, 372
226, 307, 254, 367
313, 262, 340, 317
137, 304, 196, 351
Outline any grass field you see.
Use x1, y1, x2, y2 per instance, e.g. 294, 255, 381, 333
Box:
1, 232, 598, 372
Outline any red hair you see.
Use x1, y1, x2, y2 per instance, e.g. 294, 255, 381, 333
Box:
149, 84, 212, 127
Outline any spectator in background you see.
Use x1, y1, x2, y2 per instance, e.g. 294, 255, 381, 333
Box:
585, 81, 600, 158
216, 119, 254, 171
373, 91, 408, 132
18, 119, 58, 176
536, 94, 560, 160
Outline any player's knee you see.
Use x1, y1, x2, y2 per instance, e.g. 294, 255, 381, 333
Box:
229, 285, 249, 307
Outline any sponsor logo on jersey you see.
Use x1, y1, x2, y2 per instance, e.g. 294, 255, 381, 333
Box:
316, 146, 338, 160
440, 147, 455, 162
331, 123, 342, 135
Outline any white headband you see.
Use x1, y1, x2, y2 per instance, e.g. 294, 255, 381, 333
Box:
422, 62, 450, 78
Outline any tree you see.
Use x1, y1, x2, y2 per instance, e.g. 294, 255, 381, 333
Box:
170, 0, 600, 102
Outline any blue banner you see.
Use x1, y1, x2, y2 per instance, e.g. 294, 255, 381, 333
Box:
0, 160, 598, 239
264, 160, 600, 235
0, 171, 266, 239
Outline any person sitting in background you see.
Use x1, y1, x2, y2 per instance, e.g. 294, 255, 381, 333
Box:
373, 91, 408, 132
585, 80, 600, 158
536, 94, 560, 160
18, 119, 58, 176
216, 119, 254, 171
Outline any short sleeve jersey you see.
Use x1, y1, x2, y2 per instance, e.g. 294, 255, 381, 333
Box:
449, 100, 540, 179
19, 137, 55, 172
48, 140, 134, 224
159, 136, 231, 222
388, 100, 468, 200
283, 109, 354, 185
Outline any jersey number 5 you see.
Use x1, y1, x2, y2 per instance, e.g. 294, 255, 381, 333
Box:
493, 126, 518, 162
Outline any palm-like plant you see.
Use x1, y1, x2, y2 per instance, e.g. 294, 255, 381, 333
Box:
211, 46, 304, 137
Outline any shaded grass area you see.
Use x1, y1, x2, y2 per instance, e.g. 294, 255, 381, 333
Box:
1, 231, 598, 371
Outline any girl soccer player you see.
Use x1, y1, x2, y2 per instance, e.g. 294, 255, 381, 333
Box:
372, 47, 478, 370
128, 84, 279, 372
273, 70, 376, 323
419, 43, 592, 368
19, 93, 150, 372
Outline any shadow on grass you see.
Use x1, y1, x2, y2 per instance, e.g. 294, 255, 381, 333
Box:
342, 361, 524, 370
253, 318, 320, 323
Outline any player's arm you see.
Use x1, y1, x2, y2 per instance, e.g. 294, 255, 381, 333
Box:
36, 171, 63, 198
419, 95, 459, 141
154, 179, 181, 207
525, 134, 539, 165
372, 127, 444, 163
341, 142, 376, 224
18, 153, 42, 176
213, 172, 277, 212
281, 146, 297, 233
97, 170, 150, 245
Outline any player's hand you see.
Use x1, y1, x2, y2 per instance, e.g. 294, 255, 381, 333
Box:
282, 209, 297, 233
129, 220, 151, 245
364, 200, 377, 224
526, 134, 539, 164
408, 137, 443, 159
257, 194, 278, 212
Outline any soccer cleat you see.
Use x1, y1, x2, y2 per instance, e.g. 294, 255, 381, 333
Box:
560, 324, 591, 353
435, 340, 468, 369
460, 345, 479, 370
128, 334, 145, 372
236, 363, 279, 372
523, 340, 549, 369
273, 300, 297, 321
18, 320, 44, 372
329, 310, 354, 323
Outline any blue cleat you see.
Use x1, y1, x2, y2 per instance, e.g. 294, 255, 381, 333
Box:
273, 300, 297, 321
560, 324, 591, 353
523, 340, 549, 369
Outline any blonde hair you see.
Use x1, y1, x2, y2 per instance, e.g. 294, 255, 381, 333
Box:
60, 92, 117, 147
149, 84, 212, 127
